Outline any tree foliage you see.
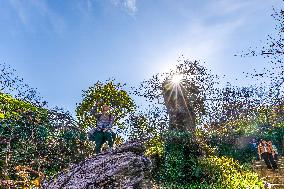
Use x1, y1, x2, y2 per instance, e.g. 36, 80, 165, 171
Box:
134, 59, 218, 121
0, 64, 91, 188
0, 63, 45, 107
76, 80, 136, 133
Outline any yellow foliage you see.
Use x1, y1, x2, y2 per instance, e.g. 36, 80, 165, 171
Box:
14, 165, 43, 188
32, 178, 41, 187
145, 135, 165, 157
200, 155, 264, 189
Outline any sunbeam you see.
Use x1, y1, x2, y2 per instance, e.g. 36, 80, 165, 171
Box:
171, 74, 184, 85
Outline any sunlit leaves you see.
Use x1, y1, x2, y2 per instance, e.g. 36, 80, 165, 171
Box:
76, 79, 136, 132
0, 64, 93, 188
200, 156, 263, 188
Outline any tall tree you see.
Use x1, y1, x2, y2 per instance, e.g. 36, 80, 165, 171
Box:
76, 79, 136, 134
135, 59, 218, 132
239, 7, 284, 153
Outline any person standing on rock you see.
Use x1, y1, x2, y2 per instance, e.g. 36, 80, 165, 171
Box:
89, 101, 115, 154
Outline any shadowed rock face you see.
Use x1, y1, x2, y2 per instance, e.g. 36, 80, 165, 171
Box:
43, 141, 152, 189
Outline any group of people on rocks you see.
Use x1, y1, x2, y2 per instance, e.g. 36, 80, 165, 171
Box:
251, 138, 279, 170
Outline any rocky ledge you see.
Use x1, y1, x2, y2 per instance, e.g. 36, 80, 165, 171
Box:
43, 141, 152, 189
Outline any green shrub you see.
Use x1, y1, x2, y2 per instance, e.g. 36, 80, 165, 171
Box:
152, 130, 263, 189
157, 182, 216, 189
199, 155, 263, 189
157, 131, 202, 184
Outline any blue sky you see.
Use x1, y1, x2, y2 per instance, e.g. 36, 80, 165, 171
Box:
0, 0, 282, 114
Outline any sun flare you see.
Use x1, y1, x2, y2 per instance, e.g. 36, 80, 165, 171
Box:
171, 74, 183, 84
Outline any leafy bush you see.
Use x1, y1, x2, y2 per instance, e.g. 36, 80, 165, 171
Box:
156, 131, 203, 184
157, 182, 214, 189
209, 135, 257, 163
150, 130, 263, 189
199, 155, 263, 189
156, 155, 263, 189
0, 93, 93, 188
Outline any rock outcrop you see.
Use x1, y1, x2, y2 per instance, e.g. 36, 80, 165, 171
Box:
43, 141, 152, 189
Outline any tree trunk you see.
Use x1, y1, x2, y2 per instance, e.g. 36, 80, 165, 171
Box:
162, 80, 196, 132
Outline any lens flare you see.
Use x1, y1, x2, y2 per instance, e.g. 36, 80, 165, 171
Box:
171, 74, 183, 84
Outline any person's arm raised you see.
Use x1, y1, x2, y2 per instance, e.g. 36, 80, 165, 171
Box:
90, 101, 101, 118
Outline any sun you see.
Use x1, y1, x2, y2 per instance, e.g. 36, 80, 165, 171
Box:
171, 74, 183, 84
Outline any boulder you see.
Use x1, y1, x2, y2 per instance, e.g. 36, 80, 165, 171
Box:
43, 141, 152, 189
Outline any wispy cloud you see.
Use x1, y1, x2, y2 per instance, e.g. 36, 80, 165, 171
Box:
111, 0, 137, 16
8, 0, 65, 33
150, 17, 246, 75
86, 0, 93, 11
123, 0, 137, 14
148, 1, 254, 74
8, 0, 29, 27
151, 0, 281, 78
206, 0, 278, 17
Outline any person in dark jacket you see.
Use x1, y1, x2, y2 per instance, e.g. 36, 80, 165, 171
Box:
89, 102, 115, 154
267, 141, 278, 170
